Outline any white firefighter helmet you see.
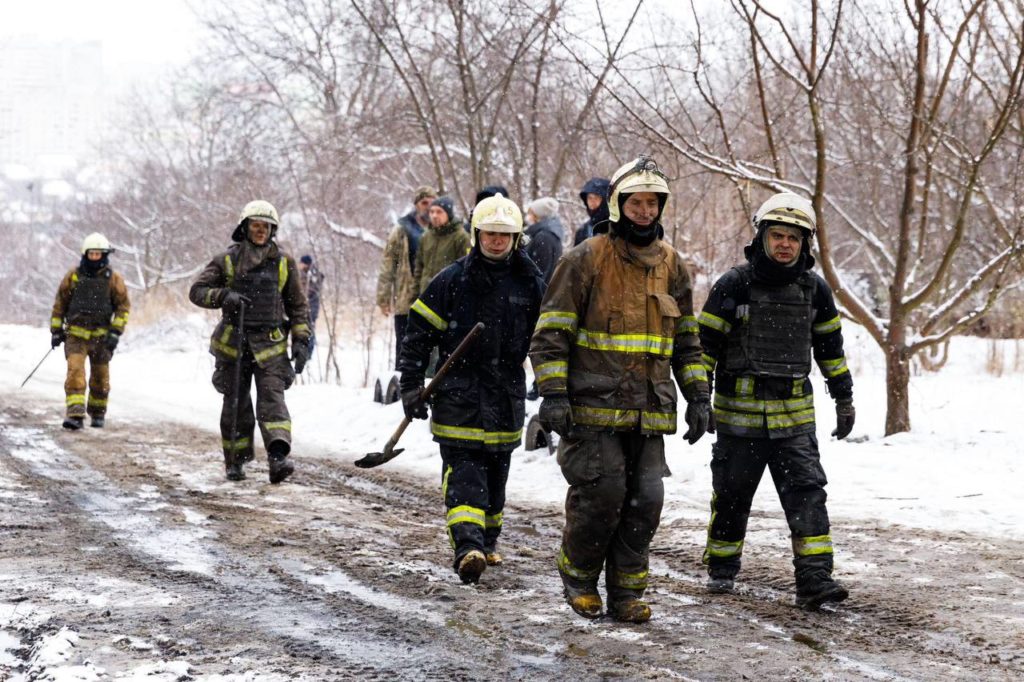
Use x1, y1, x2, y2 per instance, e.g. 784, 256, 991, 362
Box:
753, 193, 816, 234
233, 199, 280, 241
470, 193, 524, 247
80, 232, 112, 254
607, 155, 671, 224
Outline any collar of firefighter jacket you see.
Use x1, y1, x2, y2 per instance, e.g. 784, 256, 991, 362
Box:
235, 239, 280, 279
610, 232, 667, 268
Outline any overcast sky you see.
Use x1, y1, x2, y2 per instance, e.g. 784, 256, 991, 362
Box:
1, 0, 202, 83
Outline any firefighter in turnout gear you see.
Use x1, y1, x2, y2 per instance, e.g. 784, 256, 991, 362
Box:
698, 192, 854, 610
529, 157, 710, 623
399, 194, 544, 585
50, 233, 131, 430
190, 200, 311, 483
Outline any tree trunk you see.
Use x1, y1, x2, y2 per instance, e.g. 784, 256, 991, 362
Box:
884, 340, 912, 435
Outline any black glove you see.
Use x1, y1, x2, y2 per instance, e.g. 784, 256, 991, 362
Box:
221, 291, 251, 319
538, 395, 573, 436
683, 399, 711, 445
832, 398, 855, 439
292, 339, 310, 374
401, 388, 428, 420
51, 329, 65, 349
104, 331, 120, 352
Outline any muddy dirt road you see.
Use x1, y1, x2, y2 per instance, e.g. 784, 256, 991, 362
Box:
0, 395, 1021, 680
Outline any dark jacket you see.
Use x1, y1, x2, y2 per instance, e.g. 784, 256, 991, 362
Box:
400, 249, 545, 451
524, 215, 565, 284
573, 177, 611, 246
698, 230, 853, 439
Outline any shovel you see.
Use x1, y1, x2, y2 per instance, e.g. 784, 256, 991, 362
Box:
355, 321, 485, 469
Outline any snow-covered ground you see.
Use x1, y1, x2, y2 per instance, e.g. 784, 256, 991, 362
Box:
2, 316, 1021, 543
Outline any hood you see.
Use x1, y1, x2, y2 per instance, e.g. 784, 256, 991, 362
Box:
525, 215, 565, 240
579, 177, 610, 203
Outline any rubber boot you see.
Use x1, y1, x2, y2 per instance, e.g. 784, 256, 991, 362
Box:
485, 552, 503, 566
62, 417, 84, 430
90, 416, 105, 428
457, 550, 487, 584
225, 462, 246, 481
560, 572, 602, 619
707, 567, 736, 594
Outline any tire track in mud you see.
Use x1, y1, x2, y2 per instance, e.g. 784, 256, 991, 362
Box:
1, 395, 1022, 680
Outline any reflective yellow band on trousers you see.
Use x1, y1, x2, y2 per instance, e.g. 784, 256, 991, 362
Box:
714, 394, 814, 414
66, 394, 86, 407
485, 512, 503, 529
575, 329, 673, 356
411, 299, 447, 330
611, 568, 649, 590
536, 310, 578, 332
87, 397, 108, 407
447, 505, 486, 528
222, 437, 252, 451
573, 406, 639, 428
793, 534, 833, 556
430, 421, 522, 446
263, 420, 292, 432
705, 537, 744, 558
557, 546, 601, 581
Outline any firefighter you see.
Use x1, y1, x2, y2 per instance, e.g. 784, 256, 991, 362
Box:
530, 156, 711, 623
189, 200, 311, 483
399, 194, 544, 585
698, 192, 855, 610
50, 233, 131, 430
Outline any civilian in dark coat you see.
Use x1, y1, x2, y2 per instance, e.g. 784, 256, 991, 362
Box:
573, 177, 611, 245
524, 197, 565, 284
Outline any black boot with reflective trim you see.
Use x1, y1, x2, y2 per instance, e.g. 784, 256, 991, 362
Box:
90, 416, 105, 428
225, 463, 246, 481
62, 417, 84, 430
795, 578, 849, 611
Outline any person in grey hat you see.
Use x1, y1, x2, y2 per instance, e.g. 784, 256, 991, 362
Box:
524, 197, 565, 285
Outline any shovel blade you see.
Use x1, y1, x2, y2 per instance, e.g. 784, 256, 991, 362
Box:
354, 447, 404, 469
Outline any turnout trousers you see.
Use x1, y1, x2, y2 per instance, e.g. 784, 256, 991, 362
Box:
440, 445, 511, 568
556, 431, 668, 601
213, 347, 294, 466
704, 433, 834, 588
64, 336, 112, 419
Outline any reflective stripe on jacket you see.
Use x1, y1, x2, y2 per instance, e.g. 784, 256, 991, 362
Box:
529, 234, 708, 435
699, 263, 853, 439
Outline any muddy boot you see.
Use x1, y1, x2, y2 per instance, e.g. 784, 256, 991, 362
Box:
225, 462, 246, 481
90, 416, 105, 428
608, 598, 652, 623
62, 416, 84, 430
267, 442, 294, 484
457, 550, 487, 584
795, 577, 849, 611
485, 551, 503, 567
560, 572, 602, 619
707, 568, 736, 594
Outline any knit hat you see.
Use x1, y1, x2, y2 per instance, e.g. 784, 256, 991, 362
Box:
431, 196, 456, 221
526, 197, 559, 220
300, 254, 313, 265
413, 185, 438, 203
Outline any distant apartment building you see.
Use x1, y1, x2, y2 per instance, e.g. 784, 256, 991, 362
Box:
0, 37, 105, 172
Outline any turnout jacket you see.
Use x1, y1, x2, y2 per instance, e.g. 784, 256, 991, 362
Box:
529, 233, 709, 435
414, 219, 471, 295
51, 265, 131, 340
376, 212, 423, 315
189, 242, 310, 368
699, 258, 853, 439
400, 249, 545, 451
